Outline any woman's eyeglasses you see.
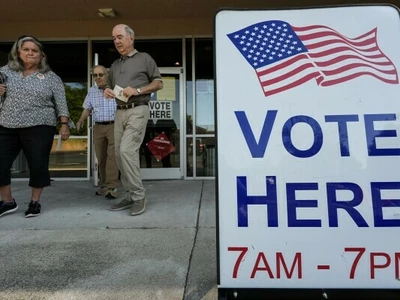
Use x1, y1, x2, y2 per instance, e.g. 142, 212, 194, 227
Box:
93, 73, 105, 78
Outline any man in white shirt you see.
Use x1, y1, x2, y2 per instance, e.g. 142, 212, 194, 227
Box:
77, 65, 119, 199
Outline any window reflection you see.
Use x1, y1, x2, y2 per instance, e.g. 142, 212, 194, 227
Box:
195, 79, 214, 133
195, 39, 214, 135
186, 137, 216, 177
49, 136, 87, 177
186, 39, 193, 135
186, 38, 216, 178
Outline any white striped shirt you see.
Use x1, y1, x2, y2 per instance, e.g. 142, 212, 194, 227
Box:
83, 86, 116, 122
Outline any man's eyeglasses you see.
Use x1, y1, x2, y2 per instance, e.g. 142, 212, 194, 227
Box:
93, 73, 105, 78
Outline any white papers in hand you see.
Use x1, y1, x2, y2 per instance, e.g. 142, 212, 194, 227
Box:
113, 85, 129, 102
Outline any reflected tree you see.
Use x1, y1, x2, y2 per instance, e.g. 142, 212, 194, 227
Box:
63, 83, 88, 136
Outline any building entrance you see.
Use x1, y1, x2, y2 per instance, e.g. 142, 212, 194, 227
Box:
90, 66, 184, 184
140, 67, 184, 179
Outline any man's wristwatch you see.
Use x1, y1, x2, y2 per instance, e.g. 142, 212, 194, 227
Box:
137, 88, 141, 94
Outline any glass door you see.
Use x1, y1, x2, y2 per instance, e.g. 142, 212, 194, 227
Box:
92, 51, 183, 181
140, 67, 184, 180
92, 39, 184, 180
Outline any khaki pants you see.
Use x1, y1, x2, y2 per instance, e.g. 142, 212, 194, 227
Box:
94, 123, 119, 189
114, 105, 149, 201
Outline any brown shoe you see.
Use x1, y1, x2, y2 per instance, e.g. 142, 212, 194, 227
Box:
105, 188, 118, 199
95, 186, 108, 196
109, 199, 133, 211
130, 198, 146, 216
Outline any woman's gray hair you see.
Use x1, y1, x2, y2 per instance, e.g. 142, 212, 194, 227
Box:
7, 36, 51, 73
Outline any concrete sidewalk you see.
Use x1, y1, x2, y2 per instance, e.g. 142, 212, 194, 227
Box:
0, 179, 217, 300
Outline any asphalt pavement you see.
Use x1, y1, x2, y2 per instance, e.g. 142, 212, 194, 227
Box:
0, 179, 217, 300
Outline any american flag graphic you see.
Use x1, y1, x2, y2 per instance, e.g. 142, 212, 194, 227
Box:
227, 20, 399, 97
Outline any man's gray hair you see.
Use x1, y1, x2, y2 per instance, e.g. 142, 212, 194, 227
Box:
91, 65, 109, 74
125, 26, 135, 38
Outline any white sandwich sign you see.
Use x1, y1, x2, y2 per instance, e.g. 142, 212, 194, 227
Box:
215, 4, 400, 292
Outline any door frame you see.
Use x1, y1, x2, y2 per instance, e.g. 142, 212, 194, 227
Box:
91, 53, 100, 186
141, 67, 184, 180
90, 66, 184, 182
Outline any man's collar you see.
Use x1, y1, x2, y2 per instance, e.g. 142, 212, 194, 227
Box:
120, 49, 138, 60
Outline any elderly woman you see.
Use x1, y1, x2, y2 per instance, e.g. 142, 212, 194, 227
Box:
0, 35, 71, 218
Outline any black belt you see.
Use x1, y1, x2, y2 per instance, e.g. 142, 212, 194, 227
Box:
95, 121, 114, 125
117, 103, 147, 110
